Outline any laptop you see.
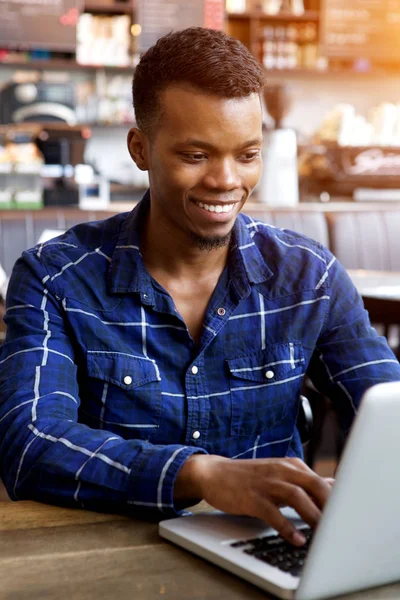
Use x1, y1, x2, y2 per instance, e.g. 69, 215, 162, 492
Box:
159, 382, 400, 600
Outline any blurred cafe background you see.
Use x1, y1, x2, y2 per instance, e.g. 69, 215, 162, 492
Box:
3, 0, 400, 210
2, 0, 400, 481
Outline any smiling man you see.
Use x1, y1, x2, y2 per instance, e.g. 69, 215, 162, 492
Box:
1, 28, 400, 547
132, 83, 263, 346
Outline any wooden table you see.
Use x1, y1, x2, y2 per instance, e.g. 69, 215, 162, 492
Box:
2, 501, 400, 600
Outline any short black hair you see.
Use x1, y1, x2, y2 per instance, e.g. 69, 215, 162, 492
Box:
133, 27, 265, 136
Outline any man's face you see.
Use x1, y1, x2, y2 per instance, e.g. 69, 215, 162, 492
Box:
134, 85, 263, 249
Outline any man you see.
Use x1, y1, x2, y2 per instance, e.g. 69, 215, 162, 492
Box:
0, 28, 399, 547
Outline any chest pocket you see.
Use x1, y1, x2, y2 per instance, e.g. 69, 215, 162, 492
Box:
84, 351, 162, 439
226, 343, 305, 437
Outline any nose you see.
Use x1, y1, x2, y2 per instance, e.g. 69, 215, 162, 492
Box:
202, 158, 241, 192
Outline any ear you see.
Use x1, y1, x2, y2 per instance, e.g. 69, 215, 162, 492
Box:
127, 128, 149, 171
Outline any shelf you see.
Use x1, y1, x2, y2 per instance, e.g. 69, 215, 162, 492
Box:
299, 142, 400, 152
0, 122, 134, 131
90, 122, 135, 128
83, 1, 134, 14
264, 68, 336, 77
264, 67, 391, 78
227, 10, 319, 22
110, 183, 144, 193
0, 59, 391, 79
0, 59, 134, 72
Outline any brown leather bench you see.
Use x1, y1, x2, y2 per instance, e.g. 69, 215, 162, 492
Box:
3, 202, 400, 275
240, 206, 330, 248
0, 209, 111, 279
326, 210, 400, 271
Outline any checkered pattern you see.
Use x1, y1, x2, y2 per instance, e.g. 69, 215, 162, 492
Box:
0, 191, 399, 517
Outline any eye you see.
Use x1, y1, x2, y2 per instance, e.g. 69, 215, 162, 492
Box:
240, 150, 261, 162
180, 153, 207, 162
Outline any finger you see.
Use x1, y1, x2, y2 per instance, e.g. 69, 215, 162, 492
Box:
324, 477, 335, 487
285, 457, 312, 471
287, 469, 332, 510
259, 459, 331, 511
305, 474, 331, 509
273, 482, 322, 530
255, 497, 307, 547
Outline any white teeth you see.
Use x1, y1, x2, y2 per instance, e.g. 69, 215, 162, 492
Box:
195, 201, 234, 213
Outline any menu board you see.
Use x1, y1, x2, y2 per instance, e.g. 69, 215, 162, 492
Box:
137, 0, 224, 52
0, 0, 80, 51
320, 0, 400, 61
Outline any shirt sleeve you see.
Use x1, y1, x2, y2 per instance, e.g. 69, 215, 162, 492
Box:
307, 248, 400, 433
0, 249, 206, 517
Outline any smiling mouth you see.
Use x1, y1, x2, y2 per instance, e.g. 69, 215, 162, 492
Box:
194, 200, 236, 214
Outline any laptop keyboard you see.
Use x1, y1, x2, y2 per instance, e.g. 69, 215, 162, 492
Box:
230, 527, 313, 577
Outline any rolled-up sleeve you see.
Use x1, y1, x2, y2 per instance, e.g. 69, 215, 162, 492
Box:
308, 249, 400, 432
0, 250, 206, 516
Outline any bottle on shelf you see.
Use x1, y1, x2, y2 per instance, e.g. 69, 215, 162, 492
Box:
262, 0, 282, 14
291, 0, 305, 15
298, 21, 318, 68
262, 26, 276, 69
261, 20, 321, 70
262, 0, 304, 14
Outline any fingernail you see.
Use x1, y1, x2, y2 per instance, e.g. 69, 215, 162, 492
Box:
291, 531, 306, 546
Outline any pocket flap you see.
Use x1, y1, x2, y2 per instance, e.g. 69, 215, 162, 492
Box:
87, 351, 160, 389
226, 343, 304, 383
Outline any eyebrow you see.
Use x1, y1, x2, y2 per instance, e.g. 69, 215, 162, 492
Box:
173, 138, 263, 151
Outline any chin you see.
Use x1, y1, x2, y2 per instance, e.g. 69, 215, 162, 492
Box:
189, 230, 232, 251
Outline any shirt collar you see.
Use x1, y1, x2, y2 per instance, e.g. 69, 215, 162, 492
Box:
107, 190, 154, 301
108, 190, 272, 299
229, 213, 273, 288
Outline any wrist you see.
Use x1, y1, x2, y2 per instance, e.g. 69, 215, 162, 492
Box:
174, 454, 227, 502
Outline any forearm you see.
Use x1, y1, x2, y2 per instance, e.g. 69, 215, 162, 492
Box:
0, 251, 208, 517
1, 405, 207, 516
309, 250, 400, 431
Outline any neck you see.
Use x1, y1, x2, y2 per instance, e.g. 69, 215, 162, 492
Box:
141, 205, 230, 280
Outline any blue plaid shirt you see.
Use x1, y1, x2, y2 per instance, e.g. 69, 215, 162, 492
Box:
1, 192, 399, 517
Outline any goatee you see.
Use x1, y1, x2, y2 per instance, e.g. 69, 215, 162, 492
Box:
189, 231, 232, 251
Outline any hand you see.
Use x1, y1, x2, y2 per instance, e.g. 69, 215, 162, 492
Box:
175, 455, 332, 546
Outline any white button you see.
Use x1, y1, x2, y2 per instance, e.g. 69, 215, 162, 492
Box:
123, 375, 132, 385
217, 307, 226, 316
192, 430, 201, 439
265, 370, 274, 379
191, 365, 199, 375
